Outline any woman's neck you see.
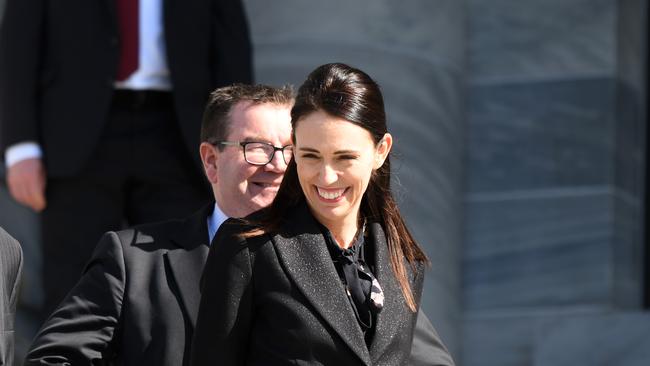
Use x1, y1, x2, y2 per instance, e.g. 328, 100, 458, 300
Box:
321, 214, 360, 250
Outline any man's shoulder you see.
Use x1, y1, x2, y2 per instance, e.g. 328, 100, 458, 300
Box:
119, 218, 183, 242
105, 217, 197, 257
0, 226, 22, 269
0, 226, 20, 250
0, 226, 22, 299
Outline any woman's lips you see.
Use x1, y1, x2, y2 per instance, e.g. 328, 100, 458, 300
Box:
316, 186, 347, 202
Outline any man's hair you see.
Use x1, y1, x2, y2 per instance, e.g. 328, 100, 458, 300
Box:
200, 84, 294, 147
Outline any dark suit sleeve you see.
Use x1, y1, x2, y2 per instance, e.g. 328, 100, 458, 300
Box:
409, 310, 455, 366
0, 227, 23, 366
0, 0, 44, 149
190, 222, 254, 366
24, 232, 127, 366
210, 0, 253, 85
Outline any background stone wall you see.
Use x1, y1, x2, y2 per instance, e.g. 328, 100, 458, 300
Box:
462, 0, 648, 365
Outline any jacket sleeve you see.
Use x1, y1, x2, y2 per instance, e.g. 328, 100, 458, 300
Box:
0, 0, 44, 151
409, 310, 455, 366
24, 232, 127, 366
0, 227, 23, 366
190, 221, 254, 366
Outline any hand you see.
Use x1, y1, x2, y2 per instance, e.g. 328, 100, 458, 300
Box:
6, 157, 47, 212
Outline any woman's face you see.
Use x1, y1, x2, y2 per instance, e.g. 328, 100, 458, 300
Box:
294, 110, 391, 230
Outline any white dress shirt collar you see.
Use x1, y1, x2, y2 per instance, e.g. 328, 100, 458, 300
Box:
207, 202, 229, 243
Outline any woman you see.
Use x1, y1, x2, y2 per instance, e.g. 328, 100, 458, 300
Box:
191, 63, 442, 365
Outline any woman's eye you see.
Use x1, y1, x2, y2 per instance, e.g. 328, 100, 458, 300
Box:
300, 153, 318, 159
339, 155, 357, 160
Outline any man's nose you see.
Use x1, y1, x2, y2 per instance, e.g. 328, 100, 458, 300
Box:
264, 150, 287, 173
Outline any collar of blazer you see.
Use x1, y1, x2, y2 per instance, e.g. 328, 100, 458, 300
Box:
271, 202, 411, 366
165, 203, 212, 329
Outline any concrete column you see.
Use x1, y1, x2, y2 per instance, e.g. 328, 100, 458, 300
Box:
463, 0, 648, 365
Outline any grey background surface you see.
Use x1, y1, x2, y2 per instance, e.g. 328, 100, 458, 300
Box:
0, 0, 647, 365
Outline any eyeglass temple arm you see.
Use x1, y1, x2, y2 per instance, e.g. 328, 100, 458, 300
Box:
214, 141, 243, 147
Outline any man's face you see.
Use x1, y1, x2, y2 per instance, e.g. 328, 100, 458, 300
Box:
203, 101, 292, 217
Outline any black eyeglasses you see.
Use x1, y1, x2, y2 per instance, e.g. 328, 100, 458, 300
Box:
214, 141, 294, 166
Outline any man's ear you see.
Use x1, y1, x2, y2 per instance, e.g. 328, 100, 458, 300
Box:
200, 142, 219, 184
374, 133, 393, 169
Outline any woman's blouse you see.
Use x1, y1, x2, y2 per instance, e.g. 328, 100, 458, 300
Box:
319, 223, 385, 345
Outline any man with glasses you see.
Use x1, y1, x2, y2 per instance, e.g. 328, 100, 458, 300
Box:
23, 84, 294, 366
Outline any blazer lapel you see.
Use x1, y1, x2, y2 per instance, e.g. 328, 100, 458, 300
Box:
272, 204, 371, 365
367, 222, 409, 360
165, 205, 211, 329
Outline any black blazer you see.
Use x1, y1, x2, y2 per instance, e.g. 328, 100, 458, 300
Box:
24, 205, 212, 366
0, 227, 23, 366
191, 203, 444, 366
0, 0, 252, 176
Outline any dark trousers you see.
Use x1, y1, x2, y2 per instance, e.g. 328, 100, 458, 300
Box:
40, 91, 210, 317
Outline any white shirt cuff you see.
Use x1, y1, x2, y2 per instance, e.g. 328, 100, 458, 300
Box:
5, 142, 43, 167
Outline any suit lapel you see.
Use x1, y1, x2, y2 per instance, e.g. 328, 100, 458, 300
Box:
272, 204, 371, 365
165, 205, 211, 329
367, 222, 408, 360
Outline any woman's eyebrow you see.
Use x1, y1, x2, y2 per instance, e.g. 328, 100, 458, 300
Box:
333, 150, 359, 155
298, 147, 360, 154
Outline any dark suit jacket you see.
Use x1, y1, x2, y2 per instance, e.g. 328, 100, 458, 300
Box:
0, 0, 252, 176
410, 312, 455, 366
25, 204, 452, 366
191, 203, 453, 366
24, 205, 212, 366
0, 227, 23, 366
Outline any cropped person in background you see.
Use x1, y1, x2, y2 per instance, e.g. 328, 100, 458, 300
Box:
0, 0, 252, 316
191, 63, 454, 366
24, 85, 293, 366
0, 227, 23, 366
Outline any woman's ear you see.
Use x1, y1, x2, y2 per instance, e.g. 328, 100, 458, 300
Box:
374, 133, 393, 169
199, 142, 219, 184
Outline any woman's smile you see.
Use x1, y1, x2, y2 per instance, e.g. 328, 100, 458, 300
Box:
315, 186, 348, 202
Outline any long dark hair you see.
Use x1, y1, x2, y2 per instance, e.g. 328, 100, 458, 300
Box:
247, 63, 429, 311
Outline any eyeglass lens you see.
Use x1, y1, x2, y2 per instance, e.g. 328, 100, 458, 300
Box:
244, 142, 293, 165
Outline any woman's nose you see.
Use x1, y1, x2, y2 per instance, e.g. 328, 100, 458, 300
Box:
319, 164, 338, 184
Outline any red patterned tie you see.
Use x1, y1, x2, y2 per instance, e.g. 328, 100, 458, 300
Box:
116, 0, 139, 81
